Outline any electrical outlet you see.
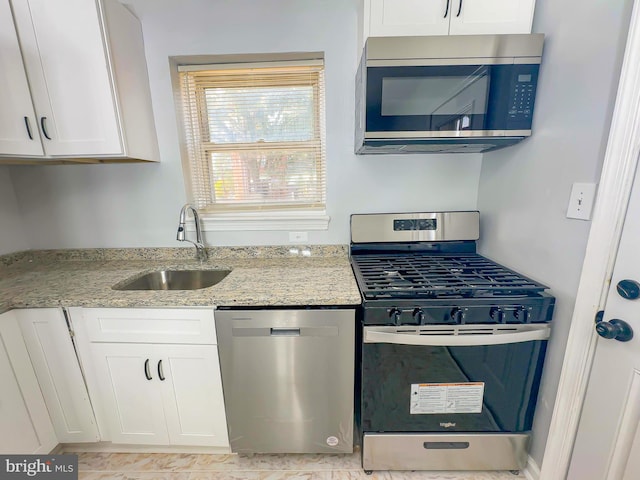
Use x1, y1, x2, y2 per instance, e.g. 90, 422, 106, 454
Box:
567, 182, 597, 220
288, 231, 308, 243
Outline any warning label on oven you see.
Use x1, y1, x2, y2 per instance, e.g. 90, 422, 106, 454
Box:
410, 382, 484, 414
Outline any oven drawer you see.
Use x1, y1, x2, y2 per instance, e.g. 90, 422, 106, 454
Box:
362, 432, 529, 471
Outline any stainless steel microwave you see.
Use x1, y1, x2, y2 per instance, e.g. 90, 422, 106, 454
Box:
355, 34, 544, 154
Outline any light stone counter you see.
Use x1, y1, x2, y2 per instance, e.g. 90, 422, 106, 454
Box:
0, 247, 362, 314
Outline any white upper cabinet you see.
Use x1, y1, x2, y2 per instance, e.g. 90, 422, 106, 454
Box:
0, 0, 43, 157
449, 0, 536, 35
1, 0, 159, 163
364, 0, 535, 39
368, 0, 451, 36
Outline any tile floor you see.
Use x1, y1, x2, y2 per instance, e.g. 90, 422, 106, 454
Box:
74, 452, 526, 479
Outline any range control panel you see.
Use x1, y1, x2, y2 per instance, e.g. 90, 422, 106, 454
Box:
393, 218, 437, 231
363, 297, 555, 326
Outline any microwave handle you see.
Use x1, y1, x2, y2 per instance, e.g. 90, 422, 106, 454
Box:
363, 326, 550, 346
456, 0, 463, 17
444, 0, 450, 17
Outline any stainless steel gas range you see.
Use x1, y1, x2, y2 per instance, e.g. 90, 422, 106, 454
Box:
349, 211, 555, 474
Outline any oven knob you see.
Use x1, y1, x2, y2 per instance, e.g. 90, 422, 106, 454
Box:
413, 308, 425, 324
450, 307, 464, 323
490, 307, 505, 323
514, 306, 530, 323
389, 308, 402, 323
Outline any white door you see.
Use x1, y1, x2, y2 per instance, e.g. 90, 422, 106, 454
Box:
368, 0, 451, 37
449, 0, 535, 35
568, 165, 640, 477
0, 0, 43, 157
10, 0, 122, 157
90, 343, 169, 445
159, 345, 229, 447
537, 1, 640, 477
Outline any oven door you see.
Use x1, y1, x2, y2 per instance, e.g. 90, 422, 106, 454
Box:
360, 324, 549, 472
361, 324, 550, 434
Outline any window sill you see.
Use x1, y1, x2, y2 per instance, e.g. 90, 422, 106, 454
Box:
190, 211, 330, 231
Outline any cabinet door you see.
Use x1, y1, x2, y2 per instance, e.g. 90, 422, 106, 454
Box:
89, 343, 169, 445
449, 0, 535, 35
10, 0, 122, 157
17, 308, 100, 443
159, 345, 229, 447
0, 312, 57, 453
368, 0, 450, 36
0, 0, 43, 157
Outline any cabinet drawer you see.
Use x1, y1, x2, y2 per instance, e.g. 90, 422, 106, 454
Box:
80, 308, 216, 345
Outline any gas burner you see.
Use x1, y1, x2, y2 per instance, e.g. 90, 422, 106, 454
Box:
352, 253, 547, 300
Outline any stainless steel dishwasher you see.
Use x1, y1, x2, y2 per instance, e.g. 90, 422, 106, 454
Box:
215, 308, 355, 454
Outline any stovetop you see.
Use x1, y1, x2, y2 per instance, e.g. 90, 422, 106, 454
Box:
351, 252, 548, 300
349, 212, 555, 325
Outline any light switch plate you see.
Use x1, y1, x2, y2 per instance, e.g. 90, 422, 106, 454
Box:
567, 182, 597, 220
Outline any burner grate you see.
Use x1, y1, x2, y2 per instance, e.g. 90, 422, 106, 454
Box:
351, 253, 547, 299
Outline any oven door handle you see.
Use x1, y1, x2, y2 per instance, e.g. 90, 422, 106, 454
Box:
363, 326, 550, 346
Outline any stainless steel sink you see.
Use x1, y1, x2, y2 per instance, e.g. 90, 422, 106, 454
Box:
113, 269, 231, 291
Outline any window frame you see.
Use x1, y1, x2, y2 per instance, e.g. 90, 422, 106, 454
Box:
173, 55, 329, 231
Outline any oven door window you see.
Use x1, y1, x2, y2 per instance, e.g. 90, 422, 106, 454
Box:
361, 340, 547, 433
365, 65, 514, 133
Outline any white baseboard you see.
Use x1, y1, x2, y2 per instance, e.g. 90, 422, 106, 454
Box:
523, 455, 541, 480
60, 441, 231, 455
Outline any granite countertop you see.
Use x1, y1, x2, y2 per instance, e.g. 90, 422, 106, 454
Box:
0, 246, 362, 314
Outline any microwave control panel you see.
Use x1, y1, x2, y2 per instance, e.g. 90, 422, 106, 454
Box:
507, 65, 539, 125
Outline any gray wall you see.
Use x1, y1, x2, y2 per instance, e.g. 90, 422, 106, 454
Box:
5, 0, 482, 250
477, 0, 633, 467
0, 167, 28, 255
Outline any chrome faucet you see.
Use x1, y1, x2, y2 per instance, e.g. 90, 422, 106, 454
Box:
177, 204, 208, 261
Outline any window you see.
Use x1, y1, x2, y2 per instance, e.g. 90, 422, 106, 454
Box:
177, 59, 327, 230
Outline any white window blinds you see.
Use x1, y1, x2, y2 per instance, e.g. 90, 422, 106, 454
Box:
179, 62, 326, 213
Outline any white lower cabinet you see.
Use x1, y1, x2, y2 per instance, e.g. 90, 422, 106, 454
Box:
0, 311, 57, 453
71, 308, 229, 448
17, 308, 100, 443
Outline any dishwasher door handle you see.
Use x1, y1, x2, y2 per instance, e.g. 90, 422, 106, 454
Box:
232, 325, 339, 337
270, 327, 301, 336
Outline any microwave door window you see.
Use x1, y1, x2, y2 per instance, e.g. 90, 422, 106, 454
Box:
379, 66, 490, 132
